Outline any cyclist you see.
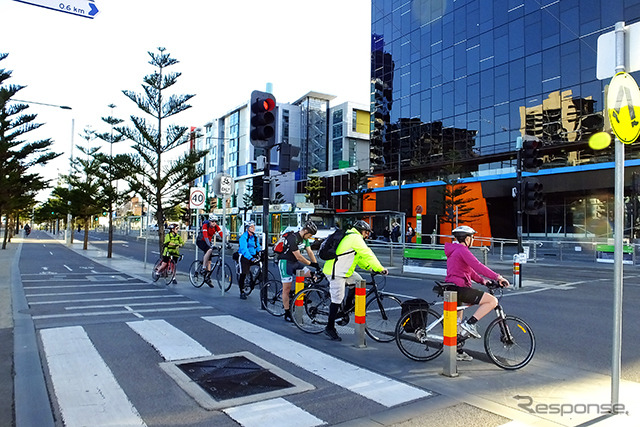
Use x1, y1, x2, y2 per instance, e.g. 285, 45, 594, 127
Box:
196, 214, 223, 287
322, 220, 388, 341
155, 223, 184, 284
237, 221, 262, 300
278, 221, 321, 322
444, 225, 509, 350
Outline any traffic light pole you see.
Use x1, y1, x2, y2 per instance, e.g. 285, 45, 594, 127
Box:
261, 146, 272, 309
516, 137, 524, 288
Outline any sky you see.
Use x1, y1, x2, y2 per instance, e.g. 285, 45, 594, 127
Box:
1, 0, 371, 198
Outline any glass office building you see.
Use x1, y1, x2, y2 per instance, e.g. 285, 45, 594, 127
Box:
370, 0, 640, 239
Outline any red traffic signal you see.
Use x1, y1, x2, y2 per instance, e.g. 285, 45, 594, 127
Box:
250, 90, 276, 148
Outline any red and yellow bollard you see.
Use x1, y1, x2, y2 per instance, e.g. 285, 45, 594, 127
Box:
294, 270, 305, 323
443, 290, 459, 377
354, 279, 367, 347
513, 256, 521, 288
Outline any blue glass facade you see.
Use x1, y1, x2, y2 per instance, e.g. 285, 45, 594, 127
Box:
371, 0, 640, 238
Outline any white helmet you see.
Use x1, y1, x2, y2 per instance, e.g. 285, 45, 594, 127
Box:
452, 225, 477, 241
209, 214, 218, 222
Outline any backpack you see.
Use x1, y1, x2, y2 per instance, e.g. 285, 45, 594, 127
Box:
400, 298, 430, 333
318, 229, 349, 261
273, 231, 294, 256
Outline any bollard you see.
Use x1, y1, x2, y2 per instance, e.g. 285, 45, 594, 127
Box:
513, 256, 521, 288
442, 290, 458, 377
354, 279, 367, 348
293, 270, 305, 324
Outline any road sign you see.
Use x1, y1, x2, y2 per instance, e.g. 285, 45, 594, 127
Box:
607, 72, 640, 144
597, 21, 640, 80
189, 187, 206, 209
13, 0, 100, 19
219, 174, 233, 196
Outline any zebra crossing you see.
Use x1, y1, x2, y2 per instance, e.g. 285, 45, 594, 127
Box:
39, 315, 433, 427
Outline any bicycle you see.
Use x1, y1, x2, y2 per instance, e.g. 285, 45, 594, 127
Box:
290, 271, 402, 343
262, 269, 322, 317
395, 281, 536, 370
237, 251, 278, 296
188, 246, 233, 291
152, 254, 183, 286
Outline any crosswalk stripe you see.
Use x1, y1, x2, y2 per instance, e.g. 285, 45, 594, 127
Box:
127, 319, 212, 361
40, 326, 146, 427
204, 315, 431, 407
224, 397, 324, 427
32, 306, 213, 320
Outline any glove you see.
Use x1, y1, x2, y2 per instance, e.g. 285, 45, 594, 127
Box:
251, 256, 260, 264
310, 262, 320, 270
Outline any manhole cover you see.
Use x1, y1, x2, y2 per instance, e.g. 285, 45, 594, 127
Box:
161, 352, 315, 410
178, 355, 293, 400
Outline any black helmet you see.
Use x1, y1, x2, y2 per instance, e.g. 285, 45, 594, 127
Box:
303, 220, 318, 235
353, 220, 372, 233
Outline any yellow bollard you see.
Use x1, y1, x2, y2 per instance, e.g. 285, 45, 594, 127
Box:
293, 270, 305, 324
442, 290, 458, 377
354, 279, 367, 348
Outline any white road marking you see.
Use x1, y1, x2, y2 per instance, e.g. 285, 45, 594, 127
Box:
29, 294, 184, 305
224, 397, 325, 427
124, 305, 144, 319
63, 265, 72, 271
26, 289, 163, 297
65, 301, 198, 310
32, 306, 212, 320
204, 315, 431, 407
40, 326, 146, 427
127, 319, 212, 361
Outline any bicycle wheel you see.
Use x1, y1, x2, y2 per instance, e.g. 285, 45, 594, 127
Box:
395, 308, 444, 361
151, 259, 162, 282
214, 262, 233, 292
164, 261, 176, 285
365, 294, 403, 343
263, 280, 285, 316
189, 260, 205, 288
291, 287, 331, 334
243, 265, 261, 296
484, 315, 535, 370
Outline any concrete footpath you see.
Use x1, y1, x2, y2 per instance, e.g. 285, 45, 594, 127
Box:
2, 235, 640, 426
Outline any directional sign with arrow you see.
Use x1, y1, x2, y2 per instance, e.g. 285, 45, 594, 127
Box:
13, 0, 100, 19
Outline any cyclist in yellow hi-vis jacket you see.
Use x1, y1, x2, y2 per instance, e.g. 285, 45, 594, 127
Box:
155, 224, 184, 284
322, 220, 388, 341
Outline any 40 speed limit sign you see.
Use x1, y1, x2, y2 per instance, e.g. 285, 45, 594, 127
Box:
189, 187, 206, 209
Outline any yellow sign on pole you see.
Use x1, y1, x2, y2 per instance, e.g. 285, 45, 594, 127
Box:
608, 71, 640, 144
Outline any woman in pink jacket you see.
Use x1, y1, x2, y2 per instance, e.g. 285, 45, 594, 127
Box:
444, 225, 509, 342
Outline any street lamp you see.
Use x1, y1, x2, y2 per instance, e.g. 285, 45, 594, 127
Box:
12, 99, 74, 244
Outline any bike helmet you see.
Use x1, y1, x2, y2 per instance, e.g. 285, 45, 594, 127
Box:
303, 220, 318, 235
244, 220, 255, 229
353, 220, 372, 233
209, 214, 218, 222
168, 223, 178, 230
452, 225, 477, 242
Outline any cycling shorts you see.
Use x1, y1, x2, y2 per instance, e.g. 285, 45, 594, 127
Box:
162, 254, 180, 263
278, 259, 307, 282
196, 239, 210, 253
445, 285, 484, 306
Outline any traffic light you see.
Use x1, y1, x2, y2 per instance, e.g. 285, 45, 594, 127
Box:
522, 138, 542, 172
523, 177, 544, 214
249, 90, 276, 148
279, 142, 300, 173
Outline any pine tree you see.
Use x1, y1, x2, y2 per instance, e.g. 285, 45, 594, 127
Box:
0, 52, 60, 248
116, 47, 207, 252
439, 150, 482, 230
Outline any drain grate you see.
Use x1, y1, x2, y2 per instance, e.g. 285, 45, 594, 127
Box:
177, 355, 294, 400
161, 352, 315, 410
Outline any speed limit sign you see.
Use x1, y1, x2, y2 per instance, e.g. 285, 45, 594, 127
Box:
189, 187, 206, 209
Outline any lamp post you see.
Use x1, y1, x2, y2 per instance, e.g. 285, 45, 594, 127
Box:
12, 99, 73, 244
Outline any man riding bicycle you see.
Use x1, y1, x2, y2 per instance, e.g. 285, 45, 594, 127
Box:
444, 225, 509, 357
196, 214, 223, 287
155, 223, 184, 284
322, 220, 388, 341
278, 221, 321, 322
237, 221, 262, 300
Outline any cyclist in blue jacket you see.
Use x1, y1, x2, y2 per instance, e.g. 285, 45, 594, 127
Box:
237, 221, 262, 299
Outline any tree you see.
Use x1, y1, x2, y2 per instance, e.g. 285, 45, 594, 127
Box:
346, 168, 372, 212
439, 150, 482, 230
0, 52, 60, 248
94, 105, 128, 258
305, 169, 324, 205
116, 47, 207, 253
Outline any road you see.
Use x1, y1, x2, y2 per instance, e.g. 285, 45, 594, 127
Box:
13, 230, 640, 426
